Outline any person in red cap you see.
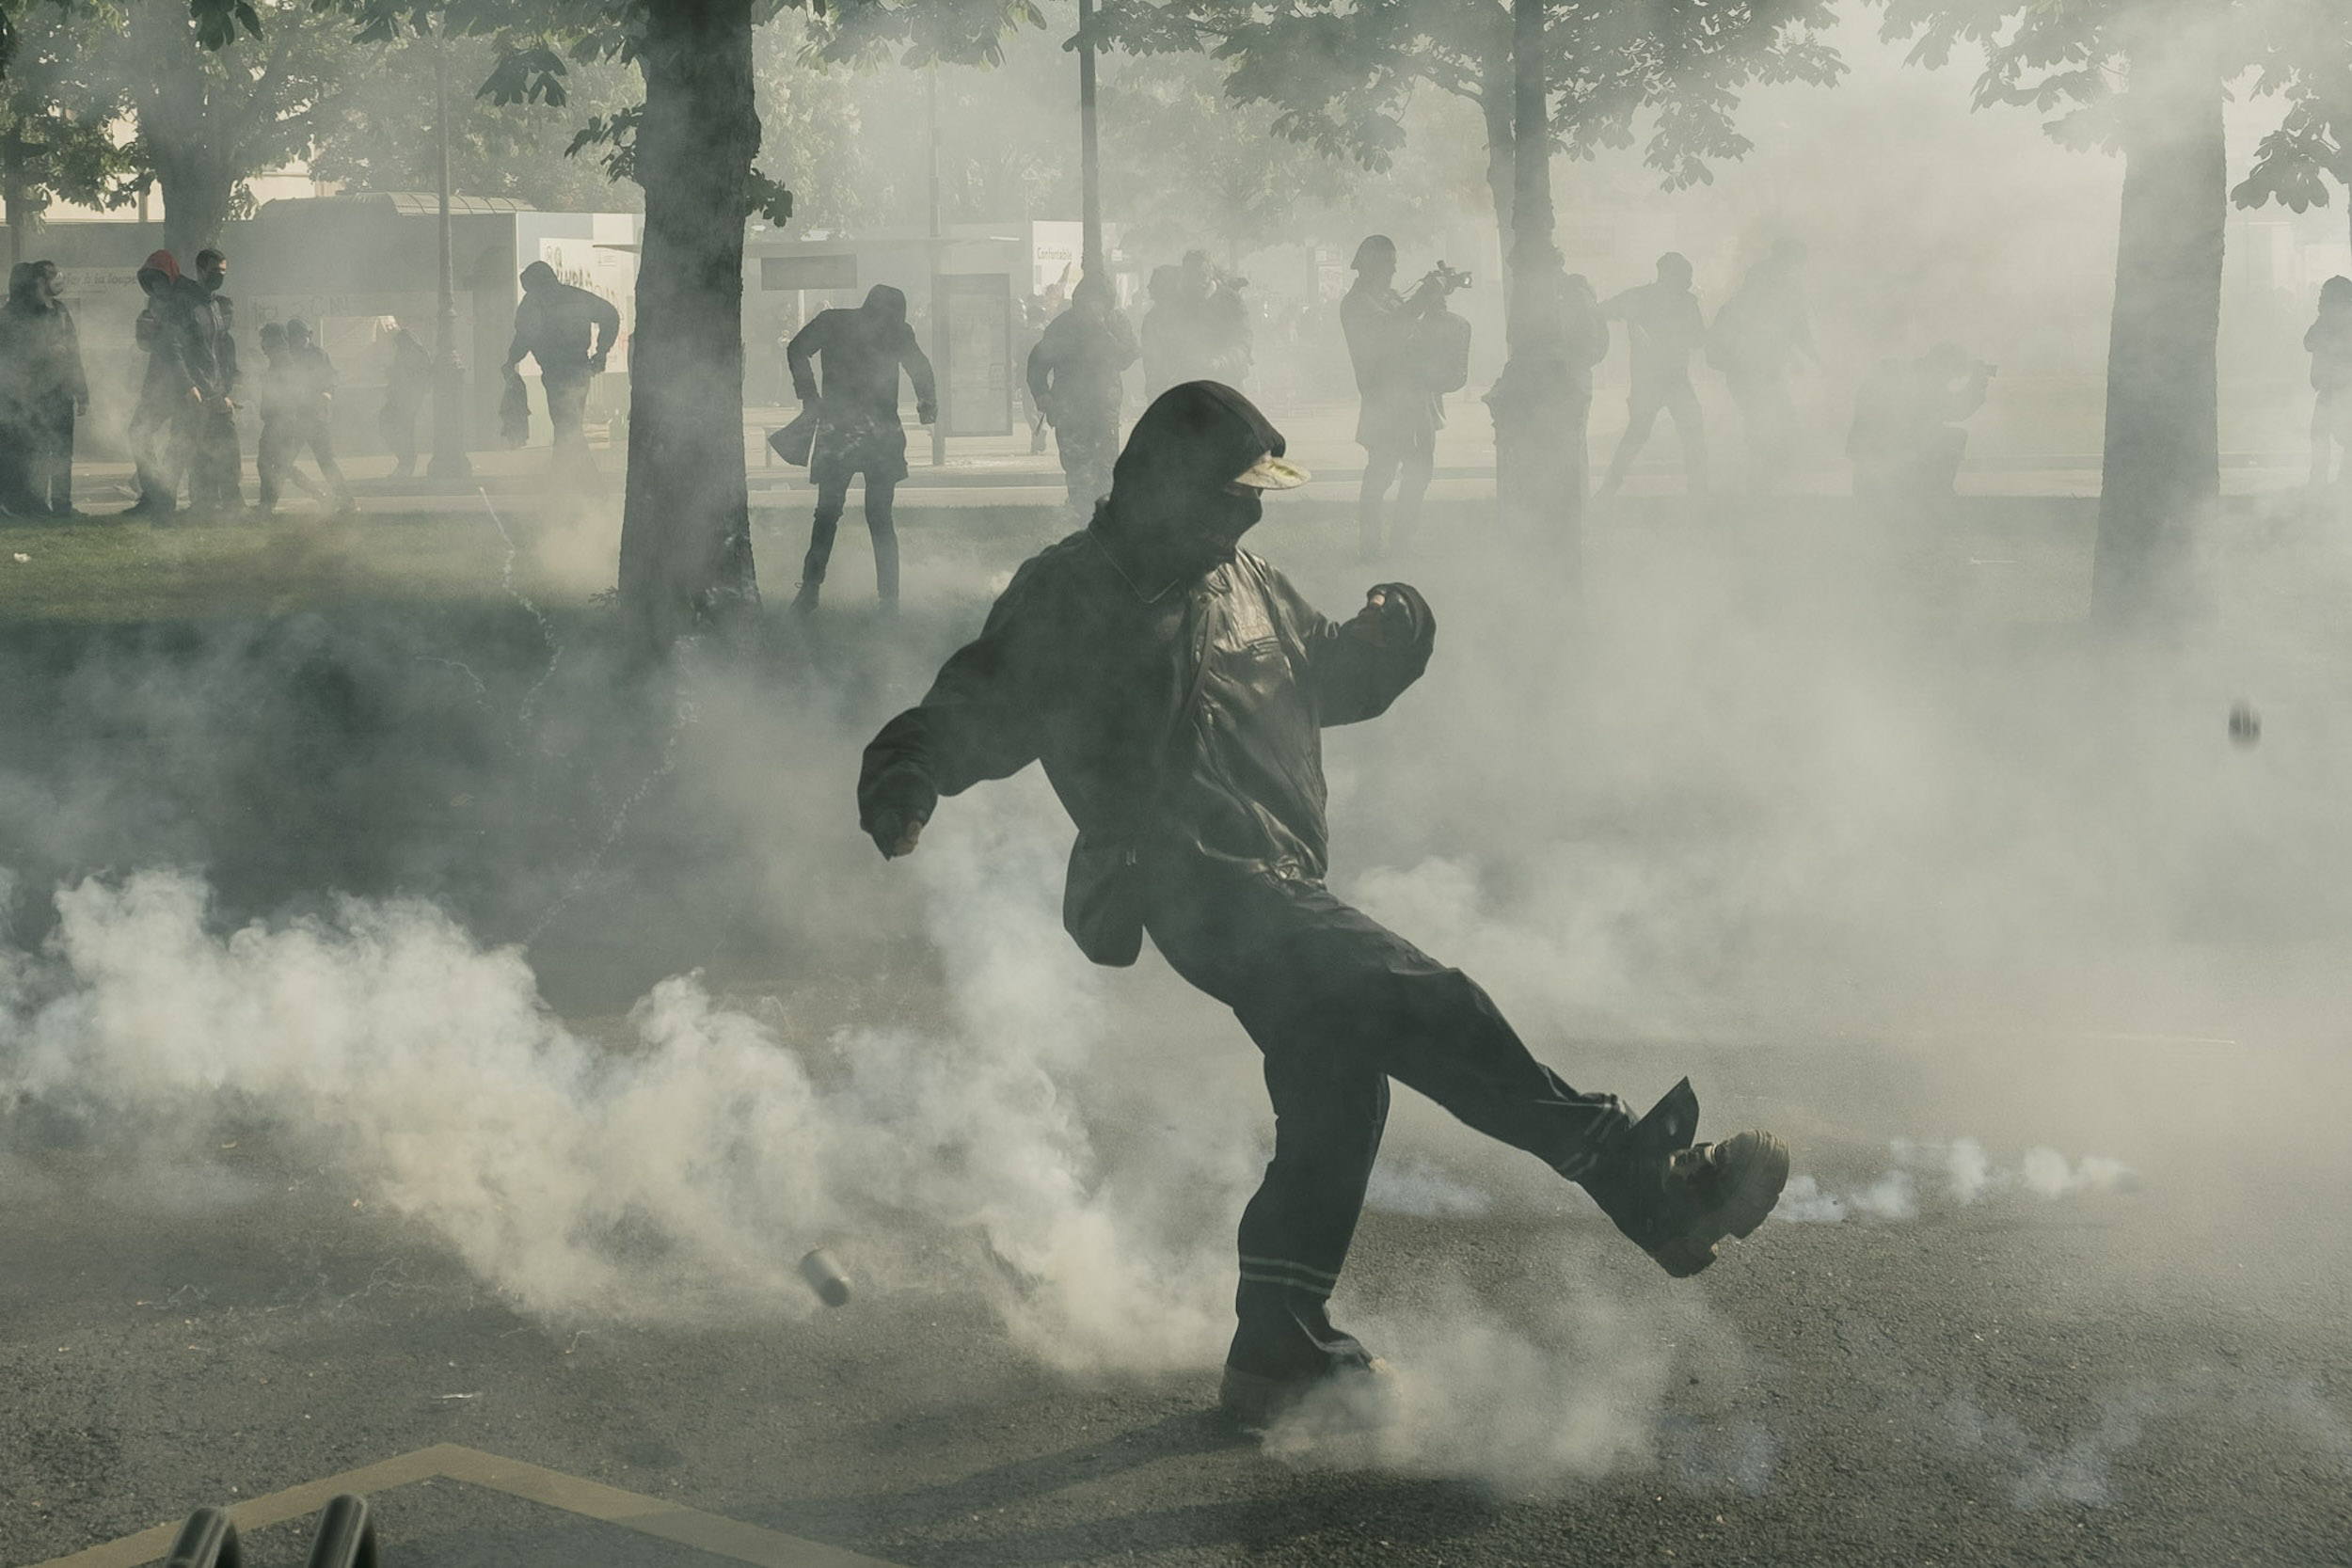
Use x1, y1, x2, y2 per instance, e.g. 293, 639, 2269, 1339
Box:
123, 249, 228, 516
858, 379, 1791, 1432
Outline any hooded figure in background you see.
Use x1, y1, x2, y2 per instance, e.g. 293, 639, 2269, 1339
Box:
0, 261, 88, 516
503, 260, 621, 469
1597, 251, 1710, 499
2305, 274, 2352, 491
124, 248, 226, 516
1707, 237, 1817, 493
1026, 277, 1138, 521
858, 380, 1790, 1432
785, 283, 937, 612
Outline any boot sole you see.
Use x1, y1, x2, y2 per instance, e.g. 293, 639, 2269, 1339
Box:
1652, 1131, 1791, 1278
1218, 1358, 1395, 1435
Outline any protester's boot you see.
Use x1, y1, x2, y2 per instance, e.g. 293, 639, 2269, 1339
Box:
1217, 1285, 1394, 1435
790, 578, 820, 614
1579, 1078, 1788, 1278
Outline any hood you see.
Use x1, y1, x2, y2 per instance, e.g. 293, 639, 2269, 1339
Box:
8, 262, 40, 308
137, 248, 181, 291
862, 284, 908, 325
1102, 380, 1287, 546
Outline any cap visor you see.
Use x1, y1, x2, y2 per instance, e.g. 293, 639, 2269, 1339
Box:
1232, 452, 1311, 490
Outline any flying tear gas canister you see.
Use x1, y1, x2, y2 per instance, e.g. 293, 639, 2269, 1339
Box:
799, 1247, 851, 1307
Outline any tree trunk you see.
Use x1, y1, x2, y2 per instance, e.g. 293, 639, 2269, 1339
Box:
133, 0, 237, 262
156, 157, 235, 263
2091, 15, 2224, 626
616, 0, 762, 653
1489, 0, 1581, 589
1478, 50, 1516, 284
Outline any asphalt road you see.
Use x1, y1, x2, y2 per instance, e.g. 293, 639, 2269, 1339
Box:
7, 1016, 2351, 1568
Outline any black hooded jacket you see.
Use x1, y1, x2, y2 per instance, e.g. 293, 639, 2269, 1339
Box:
787, 284, 936, 422
860, 383, 1434, 945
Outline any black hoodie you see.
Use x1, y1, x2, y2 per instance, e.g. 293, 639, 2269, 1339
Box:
859, 381, 1434, 960
787, 284, 937, 422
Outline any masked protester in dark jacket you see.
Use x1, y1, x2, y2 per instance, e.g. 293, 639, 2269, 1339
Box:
0, 261, 88, 515
786, 283, 937, 611
860, 380, 1791, 1431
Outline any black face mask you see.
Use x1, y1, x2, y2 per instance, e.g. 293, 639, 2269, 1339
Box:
1167, 486, 1262, 580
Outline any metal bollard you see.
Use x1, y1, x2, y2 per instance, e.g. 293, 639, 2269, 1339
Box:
302, 1494, 378, 1568
163, 1508, 241, 1568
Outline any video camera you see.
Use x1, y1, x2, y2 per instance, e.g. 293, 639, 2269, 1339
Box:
1423, 261, 1473, 295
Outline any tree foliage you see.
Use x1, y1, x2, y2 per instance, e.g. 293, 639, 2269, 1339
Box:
2234, 8, 2352, 223
1104, 0, 1845, 193
1, 2, 138, 243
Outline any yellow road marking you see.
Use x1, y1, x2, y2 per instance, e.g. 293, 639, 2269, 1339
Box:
22, 1443, 899, 1568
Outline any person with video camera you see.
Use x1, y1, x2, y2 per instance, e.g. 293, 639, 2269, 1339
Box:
1342, 236, 1471, 563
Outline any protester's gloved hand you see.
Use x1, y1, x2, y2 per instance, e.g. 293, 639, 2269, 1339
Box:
861, 765, 938, 860
589, 352, 609, 374
1346, 582, 1425, 650
916, 399, 939, 426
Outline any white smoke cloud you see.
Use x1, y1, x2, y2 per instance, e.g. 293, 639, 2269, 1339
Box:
1774, 1137, 2136, 1224
0, 823, 1242, 1371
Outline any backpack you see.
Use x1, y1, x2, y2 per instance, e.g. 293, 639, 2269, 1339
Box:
1413, 305, 1472, 395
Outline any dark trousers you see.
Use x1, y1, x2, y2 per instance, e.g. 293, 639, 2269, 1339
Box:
803, 472, 899, 603
1359, 430, 1435, 562
134, 400, 205, 514
544, 373, 592, 465
189, 405, 243, 510
1145, 867, 1629, 1377
2, 401, 74, 514
258, 413, 350, 510
380, 394, 422, 474
1602, 377, 1707, 495
1727, 371, 1793, 492
1053, 408, 1119, 519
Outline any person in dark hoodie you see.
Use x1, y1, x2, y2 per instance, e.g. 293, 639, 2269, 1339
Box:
0, 261, 88, 516
858, 379, 1791, 1432
503, 260, 621, 468
786, 283, 937, 611
124, 249, 225, 517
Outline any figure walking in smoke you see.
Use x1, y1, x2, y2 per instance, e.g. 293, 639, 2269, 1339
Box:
787, 284, 937, 613
2305, 275, 2352, 494
1485, 242, 1609, 547
0, 260, 88, 517
1026, 277, 1137, 523
1341, 235, 1464, 564
502, 261, 620, 472
187, 248, 246, 511
378, 319, 433, 478
123, 249, 227, 518
858, 380, 1791, 1432
254, 319, 355, 515
1707, 238, 1816, 493
1597, 252, 1710, 499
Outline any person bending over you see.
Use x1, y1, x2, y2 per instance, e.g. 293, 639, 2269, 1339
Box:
787, 285, 937, 613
